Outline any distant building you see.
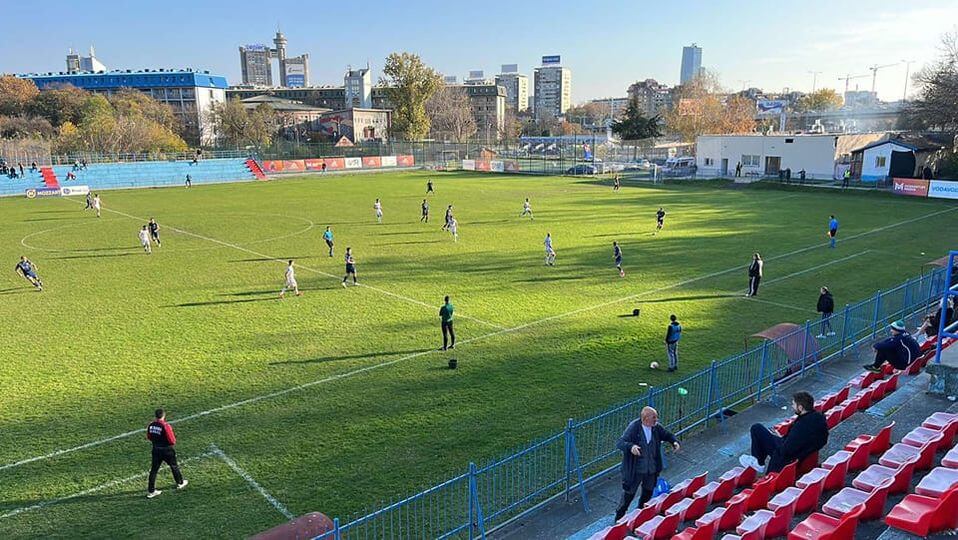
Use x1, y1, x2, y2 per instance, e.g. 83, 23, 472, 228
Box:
851, 133, 951, 181
344, 66, 372, 108
534, 56, 571, 120
20, 70, 227, 145
238, 95, 328, 127
495, 65, 529, 112
284, 54, 310, 88
66, 46, 106, 74
458, 83, 506, 140
311, 108, 391, 143
239, 44, 273, 86
627, 79, 673, 117
680, 44, 702, 85
588, 97, 630, 121
844, 90, 879, 108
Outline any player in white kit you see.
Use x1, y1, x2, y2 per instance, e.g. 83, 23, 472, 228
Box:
520, 198, 534, 220
92, 194, 102, 218
448, 217, 459, 242
139, 225, 152, 254
280, 259, 302, 298
374, 199, 383, 223
544, 233, 556, 266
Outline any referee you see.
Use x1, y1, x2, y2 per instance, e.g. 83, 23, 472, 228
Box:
146, 408, 187, 498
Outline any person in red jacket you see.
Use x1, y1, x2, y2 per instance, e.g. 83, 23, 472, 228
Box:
146, 408, 187, 498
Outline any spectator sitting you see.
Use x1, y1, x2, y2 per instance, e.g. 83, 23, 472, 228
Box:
66, 171, 77, 181
740, 391, 828, 474
73, 160, 80, 171
916, 298, 955, 342
30, 161, 38, 172
864, 320, 922, 373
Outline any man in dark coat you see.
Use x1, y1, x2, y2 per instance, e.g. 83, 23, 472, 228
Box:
614, 407, 680, 521
816, 286, 835, 338
740, 391, 828, 474
865, 320, 922, 372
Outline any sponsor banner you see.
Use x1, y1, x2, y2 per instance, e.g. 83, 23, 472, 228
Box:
490, 160, 505, 173
929, 180, 958, 200
24, 187, 61, 199
344, 157, 363, 169
60, 185, 90, 196
504, 160, 520, 173
362, 156, 382, 168
891, 177, 929, 197
397, 155, 415, 167
325, 158, 345, 170
462, 159, 476, 171
757, 99, 787, 115
262, 160, 285, 173
283, 160, 306, 172
475, 160, 491, 172
542, 55, 561, 65
381, 156, 397, 167
304, 158, 325, 170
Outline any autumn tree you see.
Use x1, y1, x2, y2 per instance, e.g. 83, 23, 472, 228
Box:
795, 88, 843, 112
207, 99, 277, 148
664, 71, 756, 142
28, 84, 87, 126
426, 85, 477, 143
0, 76, 40, 116
381, 52, 443, 140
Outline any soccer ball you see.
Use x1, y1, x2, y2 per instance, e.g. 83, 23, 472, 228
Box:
650, 361, 660, 369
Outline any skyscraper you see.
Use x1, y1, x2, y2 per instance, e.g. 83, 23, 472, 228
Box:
534, 56, 571, 120
680, 44, 702, 85
495, 64, 529, 112
285, 54, 310, 88
273, 30, 288, 86
239, 44, 273, 86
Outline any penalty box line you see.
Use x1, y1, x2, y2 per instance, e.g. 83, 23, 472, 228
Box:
2, 205, 953, 474
0, 445, 293, 521
65, 199, 504, 330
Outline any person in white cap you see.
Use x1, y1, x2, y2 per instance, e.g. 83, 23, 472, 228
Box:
864, 320, 921, 373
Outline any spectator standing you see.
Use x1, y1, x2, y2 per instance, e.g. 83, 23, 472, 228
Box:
864, 320, 922, 373
614, 407, 680, 521
816, 287, 835, 338
842, 169, 851, 188
146, 408, 187, 498
740, 391, 828, 474
440, 296, 455, 350
665, 315, 682, 372
185, 174, 192, 188
735, 162, 742, 177
746, 253, 763, 297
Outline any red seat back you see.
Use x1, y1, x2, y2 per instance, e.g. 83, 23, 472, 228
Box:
872, 422, 895, 455
774, 461, 797, 493
797, 451, 819, 476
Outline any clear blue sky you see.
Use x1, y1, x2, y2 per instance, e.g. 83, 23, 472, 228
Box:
1, 0, 954, 102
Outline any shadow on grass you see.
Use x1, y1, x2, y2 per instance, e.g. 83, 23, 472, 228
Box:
269, 347, 435, 365
639, 293, 741, 304
173, 297, 279, 307
376, 240, 442, 246
54, 252, 139, 260
0, 287, 33, 295
513, 275, 585, 283
229, 256, 313, 263
23, 217, 81, 222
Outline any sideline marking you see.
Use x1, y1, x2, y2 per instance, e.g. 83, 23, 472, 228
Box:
2, 206, 954, 473
210, 444, 294, 520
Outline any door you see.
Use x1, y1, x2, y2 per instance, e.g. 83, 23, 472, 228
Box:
721, 158, 729, 176
765, 156, 781, 176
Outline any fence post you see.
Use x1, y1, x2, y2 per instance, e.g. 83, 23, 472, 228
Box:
757, 340, 769, 401
564, 419, 591, 513
564, 418, 573, 501
468, 462, 486, 539
648, 386, 655, 408
706, 361, 717, 427
333, 518, 341, 540
903, 277, 912, 315
872, 290, 883, 338
839, 304, 851, 356
800, 320, 810, 376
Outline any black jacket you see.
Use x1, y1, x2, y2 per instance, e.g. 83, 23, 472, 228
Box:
817, 292, 834, 314
768, 410, 828, 473
616, 420, 678, 490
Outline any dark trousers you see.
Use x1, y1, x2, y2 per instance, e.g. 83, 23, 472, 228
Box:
871, 349, 908, 370
442, 321, 455, 349
750, 423, 783, 467
614, 474, 658, 521
821, 312, 833, 334
748, 276, 761, 296
842, 178, 849, 188
326, 240, 334, 257
148, 446, 183, 492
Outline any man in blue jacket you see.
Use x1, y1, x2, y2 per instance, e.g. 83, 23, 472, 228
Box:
614, 407, 680, 521
864, 320, 922, 373
665, 314, 682, 372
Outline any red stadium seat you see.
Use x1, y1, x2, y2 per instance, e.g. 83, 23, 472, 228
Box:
720, 466, 756, 489
796, 451, 819, 476
673, 472, 708, 499
720, 533, 761, 540
773, 419, 793, 437
659, 489, 686, 514
644, 492, 669, 514
838, 397, 860, 421
696, 495, 747, 532
621, 505, 658, 531
736, 504, 793, 539
633, 513, 680, 540
880, 441, 938, 471
789, 504, 865, 539
797, 464, 846, 492
885, 372, 900, 392
849, 371, 879, 389
853, 460, 916, 494
865, 380, 886, 401
588, 522, 630, 540
842, 437, 872, 471
768, 475, 824, 514
885, 485, 958, 537
822, 477, 892, 521
694, 477, 736, 505
915, 466, 958, 497
772, 461, 797, 493
673, 520, 718, 540
825, 408, 842, 429
834, 385, 850, 404
665, 495, 709, 522
902, 426, 946, 452
821, 450, 852, 473
847, 422, 894, 456
943, 445, 958, 469
922, 412, 958, 447
852, 388, 874, 410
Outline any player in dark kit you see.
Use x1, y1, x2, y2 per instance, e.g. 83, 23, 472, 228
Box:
613, 241, 625, 277
442, 205, 454, 231
14, 256, 43, 291
146, 408, 187, 498
421, 199, 430, 223
342, 247, 358, 287
653, 207, 666, 235
148, 218, 161, 247
426, 179, 434, 194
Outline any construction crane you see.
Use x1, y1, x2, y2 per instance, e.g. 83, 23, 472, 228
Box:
868, 63, 900, 92
838, 73, 870, 94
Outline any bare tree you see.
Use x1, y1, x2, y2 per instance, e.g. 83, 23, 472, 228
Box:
901, 32, 958, 132
426, 86, 477, 143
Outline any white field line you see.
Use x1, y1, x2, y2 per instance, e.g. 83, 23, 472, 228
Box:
72, 201, 504, 330
0, 450, 217, 520
2, 206, 954, 473
210, 444, 294, 520
760, 250, 871, 287
745, 297, 818, 314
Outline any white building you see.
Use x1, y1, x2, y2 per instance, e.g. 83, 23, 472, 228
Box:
496, 65, 529, 112
534, 56, 571, 120
853, 135, 951, 182
66, 46, 107, 74
344, 66, 372, 108
695, 133, 887, 179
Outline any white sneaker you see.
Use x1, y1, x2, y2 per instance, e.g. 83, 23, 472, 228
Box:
815, 334, 826, 339
176, 480, 188, 489
739, 454, 763, 472
342, 282, 347, 288
147, 490, 162, 498
827, 332, 836, 336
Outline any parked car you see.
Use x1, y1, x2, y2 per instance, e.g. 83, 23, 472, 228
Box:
566, 164, 598, 175
661, 156, 697, 176
625, 159, 652, 171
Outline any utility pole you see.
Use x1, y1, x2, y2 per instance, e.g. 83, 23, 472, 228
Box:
901, 60, 915, 102
807, 71, 822, 92
868, 63, 900, 93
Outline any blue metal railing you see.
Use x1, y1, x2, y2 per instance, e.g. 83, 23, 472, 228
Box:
311, 267, 947, 539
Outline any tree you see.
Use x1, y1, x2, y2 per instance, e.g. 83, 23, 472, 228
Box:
426, 85, 477, 143
565, 101, 609, 127
109, 88, 181, 133
207, 99, 277, 148
0, 115, 54, 139
500, 108, 523, 141
901, 32, 958, 131
795, 88, 843, 112
28, 84, 88, 126
53, 93, 188, 154
0, 76, 40, 116
664, 71, 756, 142
381, 52, 443, 140
612, 97, 662, 140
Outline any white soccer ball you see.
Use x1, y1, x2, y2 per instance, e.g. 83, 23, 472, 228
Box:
650, 361, 660, 370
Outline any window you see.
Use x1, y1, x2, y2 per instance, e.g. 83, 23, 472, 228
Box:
742, 155, 760, 167
875, 156, 887, 168
785, 138, 794, 143
704, 158, 714, 166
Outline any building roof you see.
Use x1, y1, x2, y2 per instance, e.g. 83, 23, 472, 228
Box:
239, 95, 329, 113
852, 132, 953, 154
20, 69, 228, 89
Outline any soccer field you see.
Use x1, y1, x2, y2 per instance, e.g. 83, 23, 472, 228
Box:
1, 171, 955, 538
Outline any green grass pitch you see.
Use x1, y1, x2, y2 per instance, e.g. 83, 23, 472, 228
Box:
0, 171, 955, 538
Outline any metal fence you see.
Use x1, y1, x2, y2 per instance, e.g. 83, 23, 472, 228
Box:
311, 267, 947, 539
